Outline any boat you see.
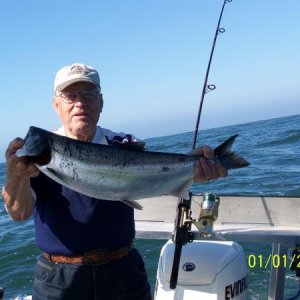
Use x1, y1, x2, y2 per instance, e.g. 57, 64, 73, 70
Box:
2, 193, 300, 300
135, 194, 300, 299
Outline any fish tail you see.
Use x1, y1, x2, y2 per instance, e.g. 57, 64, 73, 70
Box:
214, 134, 250, 170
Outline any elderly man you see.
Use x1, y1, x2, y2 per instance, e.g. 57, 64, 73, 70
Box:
2, 63, 227, 300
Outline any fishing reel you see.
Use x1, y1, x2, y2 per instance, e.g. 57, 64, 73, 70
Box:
193, 193, 220, 237
170, 192, 221, 289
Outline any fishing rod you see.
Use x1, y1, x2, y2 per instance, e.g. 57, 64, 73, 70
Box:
192, 0, 232, 150
170, 0, 232, 290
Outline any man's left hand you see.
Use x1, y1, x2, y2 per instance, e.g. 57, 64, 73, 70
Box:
191, 146, 228, 182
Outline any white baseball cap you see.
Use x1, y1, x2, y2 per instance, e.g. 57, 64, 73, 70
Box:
54, 63, 101, 93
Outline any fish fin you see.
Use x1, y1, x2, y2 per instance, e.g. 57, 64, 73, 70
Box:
121, 200, 144, 210
214, 134, 250, 170
106, 135, 145, 151
170, 179, 193, 198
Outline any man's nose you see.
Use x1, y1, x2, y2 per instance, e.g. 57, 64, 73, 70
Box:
74, 92, 88, 105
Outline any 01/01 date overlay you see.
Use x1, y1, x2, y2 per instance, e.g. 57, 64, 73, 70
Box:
247, 254, 300, 269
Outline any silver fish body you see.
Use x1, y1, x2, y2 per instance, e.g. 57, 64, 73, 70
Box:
16, 126, 249, 202
17, 127, 199, 201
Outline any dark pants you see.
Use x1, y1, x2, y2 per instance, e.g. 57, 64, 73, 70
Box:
32, 249, 152, 300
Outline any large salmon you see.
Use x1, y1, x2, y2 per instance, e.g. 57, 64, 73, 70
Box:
16, 126, 249, 203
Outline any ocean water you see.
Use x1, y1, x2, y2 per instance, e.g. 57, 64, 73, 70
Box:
0, 114, 299, 299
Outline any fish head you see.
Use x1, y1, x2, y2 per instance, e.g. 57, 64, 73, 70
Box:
16, 126, 51, 165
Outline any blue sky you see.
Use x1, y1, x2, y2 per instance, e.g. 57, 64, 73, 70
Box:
1, 0, 299, 162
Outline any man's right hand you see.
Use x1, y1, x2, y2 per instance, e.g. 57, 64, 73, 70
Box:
5, 138, 39, 179
2, 138, 39, 221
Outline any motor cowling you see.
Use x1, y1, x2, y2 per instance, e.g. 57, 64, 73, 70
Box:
155, 240, 248, 300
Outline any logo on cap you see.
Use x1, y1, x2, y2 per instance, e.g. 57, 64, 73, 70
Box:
68, 65, 86, 76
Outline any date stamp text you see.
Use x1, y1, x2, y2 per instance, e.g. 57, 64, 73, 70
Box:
248, 254, 300, 269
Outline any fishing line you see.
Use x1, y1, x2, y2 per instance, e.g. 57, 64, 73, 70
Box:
192, 0, 232, 150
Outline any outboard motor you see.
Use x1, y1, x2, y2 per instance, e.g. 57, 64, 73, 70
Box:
155, 240, 248, 300
155, 193, 248, 300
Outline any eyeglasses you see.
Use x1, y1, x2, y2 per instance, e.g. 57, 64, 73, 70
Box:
56, 89, 99, 104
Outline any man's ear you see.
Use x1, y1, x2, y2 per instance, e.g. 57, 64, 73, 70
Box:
52, 96, 60, 116
99, 93, 104, 113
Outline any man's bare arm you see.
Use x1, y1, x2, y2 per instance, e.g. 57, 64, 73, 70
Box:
2, 138, 39, 221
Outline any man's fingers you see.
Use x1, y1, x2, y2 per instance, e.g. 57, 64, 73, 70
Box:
194, 158, 228, 182
16, 159, 39, 177
194, 158, 212, 181
6, 138, 24, 159
190, 145, 214, 160
5, 138, 39, 178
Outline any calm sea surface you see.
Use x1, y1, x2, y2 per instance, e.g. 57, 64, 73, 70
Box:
0, 114, 299, 299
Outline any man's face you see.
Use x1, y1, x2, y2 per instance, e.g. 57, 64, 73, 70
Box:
53, 82, 103, 140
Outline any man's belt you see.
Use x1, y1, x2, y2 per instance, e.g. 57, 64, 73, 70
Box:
43, 243, 133, 265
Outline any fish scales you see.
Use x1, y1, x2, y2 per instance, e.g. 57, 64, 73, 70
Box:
16, 126, 249, 203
